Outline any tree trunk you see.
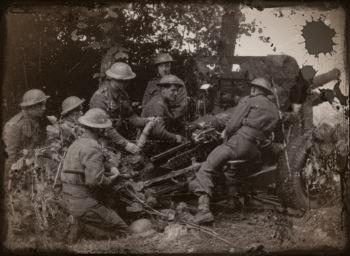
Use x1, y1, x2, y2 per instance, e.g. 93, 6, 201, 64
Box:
218, 5, 241, 74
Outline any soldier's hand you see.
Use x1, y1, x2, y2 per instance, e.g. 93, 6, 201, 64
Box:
175, 135, 186, 144
47, 115, 58, 124
145, 117, 161, 123
125, 142, 141, 154
221, 129, 227, 139
109, 167, 120, 181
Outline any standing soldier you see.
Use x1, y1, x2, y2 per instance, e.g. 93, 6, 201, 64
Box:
90, 62, 149, 154
142, 53, 188, 120
2, 89, 50, 170
142, 74, 186, 144
61, 108, 129, 240
189, 78, 280, 224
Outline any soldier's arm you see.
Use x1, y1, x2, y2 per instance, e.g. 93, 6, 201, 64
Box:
128, 115, 147, 128
149, 105, 179, 142
2, 123, 22, 166
212, 111, 231, 130
151, 122, 178, 142
104, 127, 128, 147
225, 98, 251, 137
82, 145, 112, 187
122, 95, 146, 128
45, 124, 62, 156
89, 93, 108, 110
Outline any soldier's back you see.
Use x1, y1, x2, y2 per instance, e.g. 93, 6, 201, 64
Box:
245, 95, 280, 133
63, 137, 100, 171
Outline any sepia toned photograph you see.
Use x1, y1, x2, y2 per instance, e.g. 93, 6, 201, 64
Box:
1, 0, 349, 254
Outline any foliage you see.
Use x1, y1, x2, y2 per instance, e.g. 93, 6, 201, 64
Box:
7, 147, 69, 247
301, 122, 349, 206
51, 3, 225, 60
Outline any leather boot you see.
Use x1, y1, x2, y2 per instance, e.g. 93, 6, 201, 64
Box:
193, 194, 214, 224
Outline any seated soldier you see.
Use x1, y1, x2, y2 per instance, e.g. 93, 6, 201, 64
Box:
61, 108, 129, 240
189, 77, 280, 225
142, 74, 186, 148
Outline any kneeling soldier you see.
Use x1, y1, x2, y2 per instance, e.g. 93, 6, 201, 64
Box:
61, 108, 129, 240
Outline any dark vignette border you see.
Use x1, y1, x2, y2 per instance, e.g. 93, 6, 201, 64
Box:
0, 0, 349, 255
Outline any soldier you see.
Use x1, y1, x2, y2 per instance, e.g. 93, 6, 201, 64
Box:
2, 89, 50, 170
90, 62, 150, 154
142, 53, 188, 120
46, 96, 85, 154
142, 75, 186, 144
61, 108, 129, 239
189, 78, 280, 224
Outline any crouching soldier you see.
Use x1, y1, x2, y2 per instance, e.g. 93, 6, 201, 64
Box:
189, 78, 280, 224
2, 89, 50, 173
61, 108, 129, 241
142, 75, 186, 146
46, 96, 85, 155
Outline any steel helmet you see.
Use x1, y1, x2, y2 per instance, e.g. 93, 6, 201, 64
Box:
130, 218, 153, 234
105, 62, 136, 80
154, 53, 174, 65
250, 77, 273, 94
61, 96, 85, 116
20, 89, 50, 107
158, 74, 184, 87
78, 108, 112, 129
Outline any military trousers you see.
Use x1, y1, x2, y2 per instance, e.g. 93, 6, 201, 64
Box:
78, 203, 129, 237
189, 133, 260, 197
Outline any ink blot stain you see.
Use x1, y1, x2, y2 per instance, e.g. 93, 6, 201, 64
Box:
301, 18, 336, 57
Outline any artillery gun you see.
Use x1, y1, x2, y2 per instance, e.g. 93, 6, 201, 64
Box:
119, 55, 346, 215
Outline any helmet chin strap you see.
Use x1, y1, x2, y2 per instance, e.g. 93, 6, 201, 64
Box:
97, 128, 107, 138
23, 106, 43, 120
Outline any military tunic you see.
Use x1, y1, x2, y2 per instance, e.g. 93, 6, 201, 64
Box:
142, 77, 188, 119
190, 94, 280, 197
142, 94, 182, 142
61, 130, 128, 234
90, 80, 146, 148
2, 111, 46, 169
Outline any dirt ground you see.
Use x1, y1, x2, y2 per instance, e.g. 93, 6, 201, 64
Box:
3, 202, 346, 254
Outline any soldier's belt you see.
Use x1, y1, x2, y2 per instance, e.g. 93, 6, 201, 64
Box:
63, 169, 84, 175
62, 183, 90, 197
